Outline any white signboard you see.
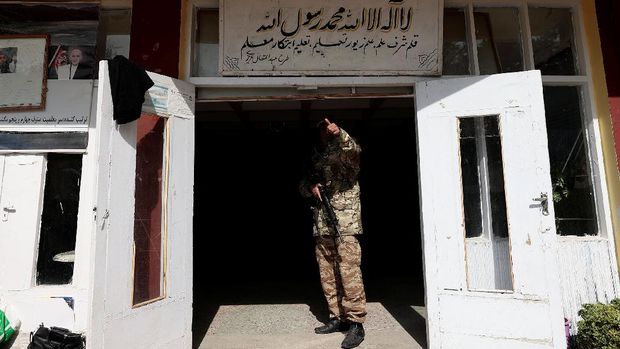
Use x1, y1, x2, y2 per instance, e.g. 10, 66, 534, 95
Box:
221, 0, 442, 76
0, 80, 93, 130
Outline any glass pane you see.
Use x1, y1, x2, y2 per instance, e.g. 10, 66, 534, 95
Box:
474, 8, 524, 74
96, 9, 132, 60
194, 8, 219, 77
133, 114, 167, 305
484, 117, 509, 238
529, 7, 577, 75
460, 116, 513, 291
459, 118, 483, 237
543, 87, 597, 236
37, 154, 82, 285
443, 8, 471, 75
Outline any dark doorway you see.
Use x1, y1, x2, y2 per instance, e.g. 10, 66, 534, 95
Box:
36, 153, 83, 285
192, 98, 425, 348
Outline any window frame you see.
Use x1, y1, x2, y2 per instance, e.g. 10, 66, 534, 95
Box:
444, 0, 613, 239
189, 0, 219, 79
130, 115, 172, 309
458, 115, 510, 241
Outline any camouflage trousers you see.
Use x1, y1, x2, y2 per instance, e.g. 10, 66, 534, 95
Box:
315, 235, 367, 323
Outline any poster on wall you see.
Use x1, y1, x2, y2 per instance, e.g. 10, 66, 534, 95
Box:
220, 0, 442, 76
48, 45, 96, 80
0, 3, 99, 79
0, 34, 49, 111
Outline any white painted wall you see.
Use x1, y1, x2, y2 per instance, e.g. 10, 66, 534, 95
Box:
557, 237, 620, 334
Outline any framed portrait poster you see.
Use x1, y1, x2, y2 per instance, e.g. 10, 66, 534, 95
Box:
0, 34, 49, 111
48, 44, 96, 80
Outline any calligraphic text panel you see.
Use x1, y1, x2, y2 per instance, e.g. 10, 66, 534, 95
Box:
221, 0, 441, 75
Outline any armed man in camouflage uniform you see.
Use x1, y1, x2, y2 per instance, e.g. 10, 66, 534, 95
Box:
300, 119, 366, 349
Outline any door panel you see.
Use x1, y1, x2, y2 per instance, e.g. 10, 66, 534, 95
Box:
438, 293, 552, 340
88, 61, 195, 349
0, 155, 46, 291
441, 335, 552, 349
416, 71, 565, 348
418, 115, 467, 292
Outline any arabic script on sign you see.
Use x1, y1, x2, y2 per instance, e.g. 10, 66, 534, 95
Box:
221, 0, 440, 75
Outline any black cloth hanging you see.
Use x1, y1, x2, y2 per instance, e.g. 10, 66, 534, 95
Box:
107, 55, 154, 125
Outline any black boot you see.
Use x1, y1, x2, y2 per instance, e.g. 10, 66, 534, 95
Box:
314, 318, 349, 334
341, 322, 365, 348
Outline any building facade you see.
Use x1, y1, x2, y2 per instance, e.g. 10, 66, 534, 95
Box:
0, 0, 619, 348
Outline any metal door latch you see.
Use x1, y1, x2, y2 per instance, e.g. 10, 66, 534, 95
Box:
2, 203, 15, 222
533, 192, 549, 216
100, 209, 110, 230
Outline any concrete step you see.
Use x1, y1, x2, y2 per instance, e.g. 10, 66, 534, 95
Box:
197, 303, 427, 349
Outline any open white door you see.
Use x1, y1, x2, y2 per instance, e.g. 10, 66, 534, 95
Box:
87, 61, 195, 349
0, 155, 46, 291
416, 71, 565, 349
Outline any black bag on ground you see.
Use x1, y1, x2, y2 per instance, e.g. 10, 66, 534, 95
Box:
28, 324, 84, 349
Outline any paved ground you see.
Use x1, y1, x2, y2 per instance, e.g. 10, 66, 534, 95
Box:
193, 277, 426, 349
195, 295, 427, 349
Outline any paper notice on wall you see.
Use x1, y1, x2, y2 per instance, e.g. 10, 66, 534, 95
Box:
0, 36, 48, 110
142, 72, 195, 119
0, 80, 93, 129
143, 84, 169, 116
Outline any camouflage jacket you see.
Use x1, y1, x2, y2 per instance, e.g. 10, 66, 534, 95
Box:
300, 129, 362, 237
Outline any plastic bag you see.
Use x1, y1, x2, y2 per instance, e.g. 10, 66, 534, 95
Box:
0, 306, 19, 344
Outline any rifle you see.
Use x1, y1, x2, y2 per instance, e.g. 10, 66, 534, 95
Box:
318, 185, 342, 241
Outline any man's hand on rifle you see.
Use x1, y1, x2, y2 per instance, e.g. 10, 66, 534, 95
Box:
311, 183, 322, 201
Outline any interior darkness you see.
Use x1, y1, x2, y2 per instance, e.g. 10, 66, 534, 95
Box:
37, 153, 82, 285
192, 98, 425, 347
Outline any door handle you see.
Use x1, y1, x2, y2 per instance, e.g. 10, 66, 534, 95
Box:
533, 193, 549, 216
2, 203, 16, 222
